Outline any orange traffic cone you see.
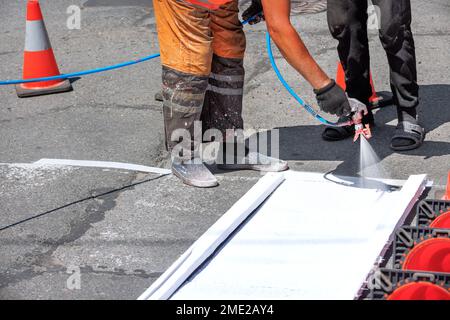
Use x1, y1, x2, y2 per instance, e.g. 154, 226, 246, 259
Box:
335, 62, 346, 91
16, 0, 72, 98
444, 172, 450, 201
336, 62, 392, 109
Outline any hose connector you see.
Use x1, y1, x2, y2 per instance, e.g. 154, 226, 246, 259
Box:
354, 123, 372, 142
347, 97, 372, 142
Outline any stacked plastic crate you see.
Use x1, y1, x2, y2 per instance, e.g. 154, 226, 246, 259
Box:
366, 198, 450, 300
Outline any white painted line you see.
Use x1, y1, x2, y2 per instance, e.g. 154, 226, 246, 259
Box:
137, 172, 286, 300
140, 171, 427, 300
33, 159, 172, 175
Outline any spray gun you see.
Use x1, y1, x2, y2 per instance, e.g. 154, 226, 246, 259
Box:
348, 97, 372, 142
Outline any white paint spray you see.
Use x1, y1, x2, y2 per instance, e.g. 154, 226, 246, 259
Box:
359, 136, 390, 191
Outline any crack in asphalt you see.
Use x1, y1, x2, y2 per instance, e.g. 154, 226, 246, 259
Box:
0, 174, 168, 290
48, 187, 121, 247
0, 186, 124, 289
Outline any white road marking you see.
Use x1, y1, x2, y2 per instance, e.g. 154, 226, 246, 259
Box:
32, 159, 172, 175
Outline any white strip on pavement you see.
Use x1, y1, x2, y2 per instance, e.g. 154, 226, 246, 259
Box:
33, 159, 172, 175
137, 172, 286, 300
140, 171, 427, 300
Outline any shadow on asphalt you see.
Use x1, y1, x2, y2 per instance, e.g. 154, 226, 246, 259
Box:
255, 84, 450, 178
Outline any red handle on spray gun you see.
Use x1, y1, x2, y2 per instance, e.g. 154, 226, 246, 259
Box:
349, 98, 372, 142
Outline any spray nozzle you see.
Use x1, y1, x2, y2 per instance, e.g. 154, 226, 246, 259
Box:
354, 123, 372, 142
346, 97, 372, 142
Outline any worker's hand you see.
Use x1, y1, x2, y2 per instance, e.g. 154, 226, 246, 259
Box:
314, 80, 351, 117
242, 0, 264, 25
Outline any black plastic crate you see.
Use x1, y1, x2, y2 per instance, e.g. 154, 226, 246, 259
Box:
365, 268, 450, 300
393, 226, 450, 270
416, 199, 450, 228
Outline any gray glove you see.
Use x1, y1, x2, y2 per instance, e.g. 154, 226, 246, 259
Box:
314, 80, 351, 117
242, 0, 264, 25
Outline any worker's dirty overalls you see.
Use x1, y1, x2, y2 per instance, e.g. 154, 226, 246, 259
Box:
153, 0, 246, 159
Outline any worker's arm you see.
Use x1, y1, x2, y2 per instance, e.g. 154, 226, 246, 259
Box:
259, 0, 351, 116
262, 0, 328, 89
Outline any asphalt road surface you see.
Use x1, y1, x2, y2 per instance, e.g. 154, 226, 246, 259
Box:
0, 0, 448, 299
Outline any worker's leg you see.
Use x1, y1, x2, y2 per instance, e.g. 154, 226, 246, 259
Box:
373, 0, 418, 110
154, 0, 211, 153
206, 1, 287, 172
323, 0, 373, 141
153, 0, 217, 187
372, 0, 423, 150
327, 0, 372, 105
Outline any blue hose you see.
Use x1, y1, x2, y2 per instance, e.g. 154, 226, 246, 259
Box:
0, 13, 258, 86
0, 53, 161, 85
265, 32, 350, 128
0, 12, 347, 128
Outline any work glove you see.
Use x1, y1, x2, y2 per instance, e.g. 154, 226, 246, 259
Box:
242, 0, 264, 25
348, 97, 369, 124
314, 80, 352, 117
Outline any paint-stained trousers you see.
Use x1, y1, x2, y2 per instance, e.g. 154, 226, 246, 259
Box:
153, 0, 246, 158
327, 0, 419, 109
